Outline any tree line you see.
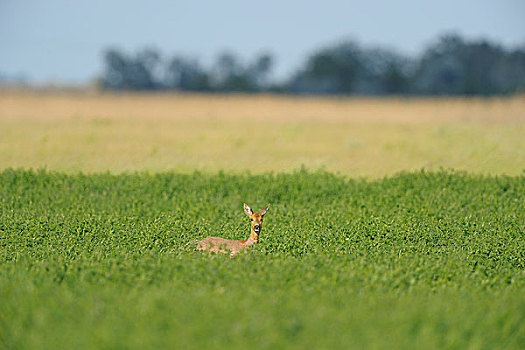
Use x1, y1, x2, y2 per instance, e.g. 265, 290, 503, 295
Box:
100, 33, 525, 95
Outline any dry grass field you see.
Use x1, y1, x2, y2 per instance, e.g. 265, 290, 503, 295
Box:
1, 89, 524, 177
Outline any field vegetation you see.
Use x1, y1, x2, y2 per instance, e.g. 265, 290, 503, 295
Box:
1, 91, 524, 348
1, 90, 524, 177
1, 169, 524, 349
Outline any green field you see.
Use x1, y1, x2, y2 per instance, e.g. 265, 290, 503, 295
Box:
1, 92, 524, 348
1, 170, 524, 349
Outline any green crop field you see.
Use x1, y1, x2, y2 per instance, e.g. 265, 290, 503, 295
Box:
1, 169, 524, 349
1, 91, 524, 348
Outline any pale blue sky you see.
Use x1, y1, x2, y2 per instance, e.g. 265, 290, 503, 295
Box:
1, 0, 524, 84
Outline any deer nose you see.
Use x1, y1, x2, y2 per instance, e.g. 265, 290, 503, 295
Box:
254, 225, 260, 231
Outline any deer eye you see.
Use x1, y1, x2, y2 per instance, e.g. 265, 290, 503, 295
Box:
251, 219, 254, 222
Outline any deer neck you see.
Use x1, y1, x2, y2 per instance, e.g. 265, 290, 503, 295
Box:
244, 229, 259, 246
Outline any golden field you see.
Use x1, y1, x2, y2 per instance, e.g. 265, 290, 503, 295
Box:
1, 89, 524, 177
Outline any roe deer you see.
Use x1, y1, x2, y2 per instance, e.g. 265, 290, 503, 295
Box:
196, 203, 270, 257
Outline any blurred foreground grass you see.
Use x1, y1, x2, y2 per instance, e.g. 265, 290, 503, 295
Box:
1, 90, 524, 177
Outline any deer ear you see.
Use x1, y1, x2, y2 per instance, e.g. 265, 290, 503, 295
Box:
243, 203, 253, 216
260, 204, 270, 216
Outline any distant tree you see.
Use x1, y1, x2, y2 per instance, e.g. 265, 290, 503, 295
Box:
214, 52, 240, 83
136, 48, 162, 88
358, 48, 412, 94
213, 51, 258, 92
99, 33, 525, 95
288, 41, 361, 94
288, 41, 411, 95
102, 49, 127, 89
504, 48, 525, 93
101, 48, 161, 90
381, 62, 411, 94
165, 56, 211, 91
413, 34, 525, 95
247, 52, 274, 89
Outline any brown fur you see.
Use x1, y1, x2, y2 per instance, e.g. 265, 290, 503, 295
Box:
196, 203, 270, 257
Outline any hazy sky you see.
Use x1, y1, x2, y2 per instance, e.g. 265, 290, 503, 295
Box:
1, 0, 524, 84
